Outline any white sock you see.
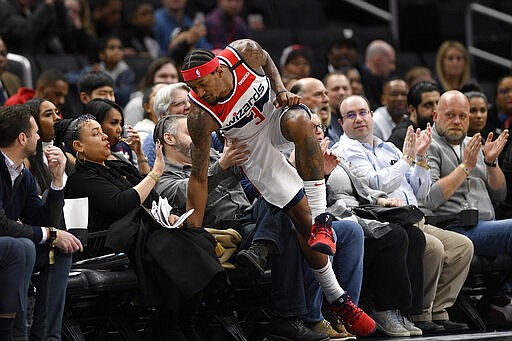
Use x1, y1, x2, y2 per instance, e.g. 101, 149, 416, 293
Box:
311, 259, 345, 303
304, 179, 327, 222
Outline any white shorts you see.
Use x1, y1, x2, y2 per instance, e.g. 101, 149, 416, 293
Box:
238, 105, 310, 209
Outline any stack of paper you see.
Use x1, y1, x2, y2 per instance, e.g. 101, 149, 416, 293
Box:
150, 196, 194, 229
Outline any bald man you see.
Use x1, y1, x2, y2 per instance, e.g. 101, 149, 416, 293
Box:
423, 90, 512, 259
361, 40, 396, 110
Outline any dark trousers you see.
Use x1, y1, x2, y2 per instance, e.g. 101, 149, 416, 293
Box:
0, 237, 26, 314
363, 224, 425, 314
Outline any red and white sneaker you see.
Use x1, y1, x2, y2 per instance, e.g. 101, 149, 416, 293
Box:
308, 213, 336, 255
324, 293, 376, 337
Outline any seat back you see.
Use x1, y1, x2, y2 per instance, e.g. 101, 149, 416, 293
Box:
6, 53, 33, 88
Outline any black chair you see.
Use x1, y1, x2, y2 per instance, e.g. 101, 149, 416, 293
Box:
62, 230, 274, 341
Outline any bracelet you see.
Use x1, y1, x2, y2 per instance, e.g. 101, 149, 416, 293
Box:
402, 154, 414, 166
275, 90, 287, 96
484, 159, 497, 167
138, 158, 148, 163
415, 154, 427, 162
148, 171, 160, 183
459, 163, 470, 177
415, 160, 430, 171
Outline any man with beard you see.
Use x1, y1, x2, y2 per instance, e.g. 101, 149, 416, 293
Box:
337, 94, 474, 334
373, 78, 408, 141
0, 104, 82, 340
154, 114, 334, 340
422, 90, 512, 273
388, 81, 440, 149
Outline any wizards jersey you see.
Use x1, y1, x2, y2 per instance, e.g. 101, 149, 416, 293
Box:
188, 46, 277, 141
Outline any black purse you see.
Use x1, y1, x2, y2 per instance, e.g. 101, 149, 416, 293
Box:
352, 204, 424, 227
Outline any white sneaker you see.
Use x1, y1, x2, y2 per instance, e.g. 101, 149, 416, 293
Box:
372, 310, 410, 337
399, 313, 422, 336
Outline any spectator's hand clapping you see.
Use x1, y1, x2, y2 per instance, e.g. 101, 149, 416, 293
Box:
483, 130, 509, 165
219, 139, 250, 170
323, 148, 340, 176
319, 137, 330, 154
402, 125, 417, 163
416, 123, 432, 157
463, 133, 482, 171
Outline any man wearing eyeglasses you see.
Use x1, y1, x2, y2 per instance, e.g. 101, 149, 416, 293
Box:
335, 94, 474, 334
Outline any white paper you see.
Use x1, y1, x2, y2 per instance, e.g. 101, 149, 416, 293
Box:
64, 198, 89, 231
149, 197, 194, 229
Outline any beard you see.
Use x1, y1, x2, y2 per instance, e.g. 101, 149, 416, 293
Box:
435, 124, 466, 145
175, 138, 191, 159
417, 115, 434, 130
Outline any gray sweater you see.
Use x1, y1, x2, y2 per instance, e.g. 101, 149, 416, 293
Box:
421, 127, 506, 220
155, 149, 251, 227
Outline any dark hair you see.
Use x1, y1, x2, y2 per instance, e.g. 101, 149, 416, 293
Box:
0, 104, 34, 147
139, 57, 176, 91
97, 34, 122, 52
465, 91, 488, 103
25, 98, 46, 130
25, 98, 51, 193
407, 81, 440, 111
63, 114, 96, 153
78, 71, 115, 95
84, 98, 124, 126
36, 69, 66, 87
460, 82, 483, 94
182, 49, 215, 71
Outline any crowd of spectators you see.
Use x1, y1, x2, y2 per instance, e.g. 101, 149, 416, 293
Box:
3, 0, 512, 340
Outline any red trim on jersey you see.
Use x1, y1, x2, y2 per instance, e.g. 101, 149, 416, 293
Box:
181, 57, 219, 81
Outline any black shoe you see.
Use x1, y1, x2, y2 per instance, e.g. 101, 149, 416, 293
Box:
236, 240, 271, 274
433, 319, 469, 331
414, 320, 445, 333
269, 317, 329, 341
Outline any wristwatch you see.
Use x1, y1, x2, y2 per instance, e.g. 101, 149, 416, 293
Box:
48, 227, 58, 244
484, 159, 497, 167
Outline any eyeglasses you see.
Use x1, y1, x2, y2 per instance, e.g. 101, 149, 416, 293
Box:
342, 110, 371, 120
314, 123, 327, 133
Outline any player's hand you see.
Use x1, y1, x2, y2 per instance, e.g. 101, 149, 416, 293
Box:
377, 197, 403, 207
273, 90, 301, 108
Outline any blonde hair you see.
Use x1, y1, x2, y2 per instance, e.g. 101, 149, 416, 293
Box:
435, 40, 470, 91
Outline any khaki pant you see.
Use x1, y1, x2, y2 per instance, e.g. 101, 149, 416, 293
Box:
412, 220, 474, 322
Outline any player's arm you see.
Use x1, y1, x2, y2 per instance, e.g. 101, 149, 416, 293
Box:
230, 39, 300, 108
186, 104, 218, 227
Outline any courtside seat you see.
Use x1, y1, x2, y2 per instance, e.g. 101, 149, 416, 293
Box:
453, 254, 512, 330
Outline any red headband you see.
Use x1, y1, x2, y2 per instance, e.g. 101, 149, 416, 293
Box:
181, 57, 220, 82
